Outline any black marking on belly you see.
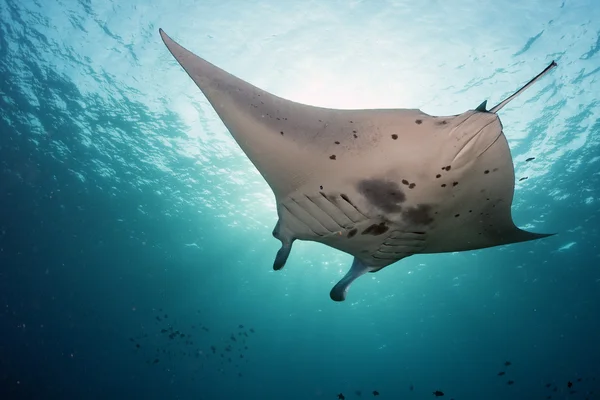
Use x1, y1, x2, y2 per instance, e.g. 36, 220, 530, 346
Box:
402, 204, 434, 226
361, 222, 389, 236
357, 179, 405, 213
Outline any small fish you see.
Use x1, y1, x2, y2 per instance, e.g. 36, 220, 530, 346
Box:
526, 157, 535, 162
519, 177, 528, 181
372, 390, 379, 396
433, 390, 444, 397
504, 361, 512, 366
567, 381, 573, 388
507, 380, 514, 385
337, 393, 345, 400
498, 371, 506, 376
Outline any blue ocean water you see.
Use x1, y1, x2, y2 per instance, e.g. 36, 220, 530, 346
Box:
1, 0, 599, 399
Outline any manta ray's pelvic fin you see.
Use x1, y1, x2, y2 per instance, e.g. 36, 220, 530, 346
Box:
330, 258, 377, 302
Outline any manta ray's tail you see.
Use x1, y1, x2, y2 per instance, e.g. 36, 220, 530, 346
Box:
488, 61, 557, 114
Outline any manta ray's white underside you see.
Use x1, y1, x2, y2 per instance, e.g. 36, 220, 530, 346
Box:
159, 29, 556, 301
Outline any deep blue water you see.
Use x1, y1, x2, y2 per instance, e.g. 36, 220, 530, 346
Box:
1, 0, 599, 399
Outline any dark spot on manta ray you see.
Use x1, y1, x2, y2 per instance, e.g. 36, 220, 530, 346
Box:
347, 228, 358, 238
335, 141, 340, 144
441, 184, 446, 187
402, 204, 434, 225
330, 155, 337, 160
357, 179, 406, 213
493, 168, 498, 172
402, 179, 409, 185
361, 222, 389, 236
437, 120, 448, 125
455, 214, 460, 218
353, 133, 358, 138
353, 130, 357, 133
436, 174, 441, 178
280, 131, 284, 135
408, 183, 416, 189
484, 169, 490, 174
415, 119, 422, 124
391, 134, 398, 140
526, 157, 535, 162
319, 185, 323, 190
453, 181, 458, 186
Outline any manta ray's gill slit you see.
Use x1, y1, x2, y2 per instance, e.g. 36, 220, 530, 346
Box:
318, 191, 366, 224
340, 194, 352, 205
302, 194, 341, 229
287, 197, 335, 235
280, 203, 322, 237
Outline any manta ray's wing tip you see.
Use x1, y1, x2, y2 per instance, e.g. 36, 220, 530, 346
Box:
158, 28, 169, 41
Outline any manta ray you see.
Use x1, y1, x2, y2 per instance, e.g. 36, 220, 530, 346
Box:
159, 29, 556, 302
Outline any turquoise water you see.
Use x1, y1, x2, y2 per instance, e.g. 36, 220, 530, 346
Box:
1, 0, 599, 399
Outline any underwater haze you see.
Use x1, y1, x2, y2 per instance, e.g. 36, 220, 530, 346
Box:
1, 0, 599, 399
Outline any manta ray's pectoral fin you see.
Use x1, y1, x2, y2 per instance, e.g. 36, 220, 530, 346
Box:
330, 258, 378, 302
503, 226, 556, 245
272, 219, 295, 271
